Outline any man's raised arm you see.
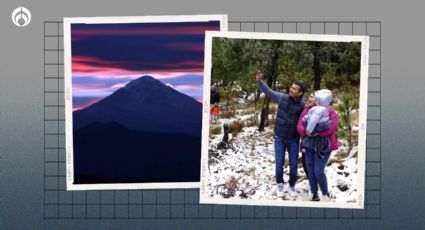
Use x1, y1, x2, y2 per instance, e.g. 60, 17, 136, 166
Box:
255, 70, 284, 103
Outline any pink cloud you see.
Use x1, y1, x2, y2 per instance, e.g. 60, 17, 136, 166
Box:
109, 82, 128, 91
73, 97, 102, 111
174, 84, 203, 90
72, 81, 129, 93
72, 56, 141, 78
72, 55, 203, 79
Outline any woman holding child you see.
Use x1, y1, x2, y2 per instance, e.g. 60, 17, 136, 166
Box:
297, 90, 339, 202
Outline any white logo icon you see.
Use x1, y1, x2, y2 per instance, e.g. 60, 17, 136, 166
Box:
12, 6, 31, 27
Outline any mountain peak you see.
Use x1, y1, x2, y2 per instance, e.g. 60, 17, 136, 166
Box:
73, 75, 202, 137
125, 75, 161, 89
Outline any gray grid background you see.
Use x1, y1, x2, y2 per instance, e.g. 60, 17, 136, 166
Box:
44, 21, 381, 219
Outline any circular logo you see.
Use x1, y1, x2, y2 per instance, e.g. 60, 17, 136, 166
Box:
12, 6, 31, 27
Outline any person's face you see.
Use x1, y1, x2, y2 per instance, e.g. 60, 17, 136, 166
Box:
306, 93, 317, 108
289, 83, 303, 99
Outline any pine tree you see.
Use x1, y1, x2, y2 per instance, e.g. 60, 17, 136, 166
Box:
336, 94, 359, 153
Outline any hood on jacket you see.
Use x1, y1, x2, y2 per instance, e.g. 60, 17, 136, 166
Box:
314, 89, 333, 106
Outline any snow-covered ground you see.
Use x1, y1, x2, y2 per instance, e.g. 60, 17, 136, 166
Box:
207, 102, 359, 203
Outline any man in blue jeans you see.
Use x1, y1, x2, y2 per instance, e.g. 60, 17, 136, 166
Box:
255, 71, 305, 199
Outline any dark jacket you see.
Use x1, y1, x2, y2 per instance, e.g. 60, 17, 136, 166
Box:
210, 90, 221, 104
257, 80, 305, 138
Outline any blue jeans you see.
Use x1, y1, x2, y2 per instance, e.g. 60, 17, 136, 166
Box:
274, 136, 299, 187
304, 147, 331, 195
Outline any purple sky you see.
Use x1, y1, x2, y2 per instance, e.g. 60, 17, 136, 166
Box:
71, 21, 220, 110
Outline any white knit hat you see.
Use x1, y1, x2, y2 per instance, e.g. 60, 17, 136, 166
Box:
314, 89, 333, 106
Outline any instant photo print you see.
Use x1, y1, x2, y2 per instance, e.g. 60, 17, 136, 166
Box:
200, 31, 369, 209
64, 15, 228, 190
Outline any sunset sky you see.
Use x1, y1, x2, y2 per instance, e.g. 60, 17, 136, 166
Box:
71, 21, 220, 110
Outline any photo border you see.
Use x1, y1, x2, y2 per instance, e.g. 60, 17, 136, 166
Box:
64, 14, 228, 191
199, 31, 369, 209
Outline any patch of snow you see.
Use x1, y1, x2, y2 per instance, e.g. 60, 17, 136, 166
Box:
207, 98, 360, 204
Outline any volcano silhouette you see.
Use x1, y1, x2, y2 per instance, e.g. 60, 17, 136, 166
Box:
72, 75, 203, 184
73, 75, 202, 137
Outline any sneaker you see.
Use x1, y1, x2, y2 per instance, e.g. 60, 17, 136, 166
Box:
289, 186, 297, 198
277, 183, 284, 197
322, 193, 331, 202
304, 191, 312, 201
312, 193, 320, 201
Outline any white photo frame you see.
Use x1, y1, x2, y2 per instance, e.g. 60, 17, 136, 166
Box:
64, 15, 228, 190
200, 31, 369, 209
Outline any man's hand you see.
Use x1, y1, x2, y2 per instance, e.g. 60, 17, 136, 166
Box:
255, 70, 263, 81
